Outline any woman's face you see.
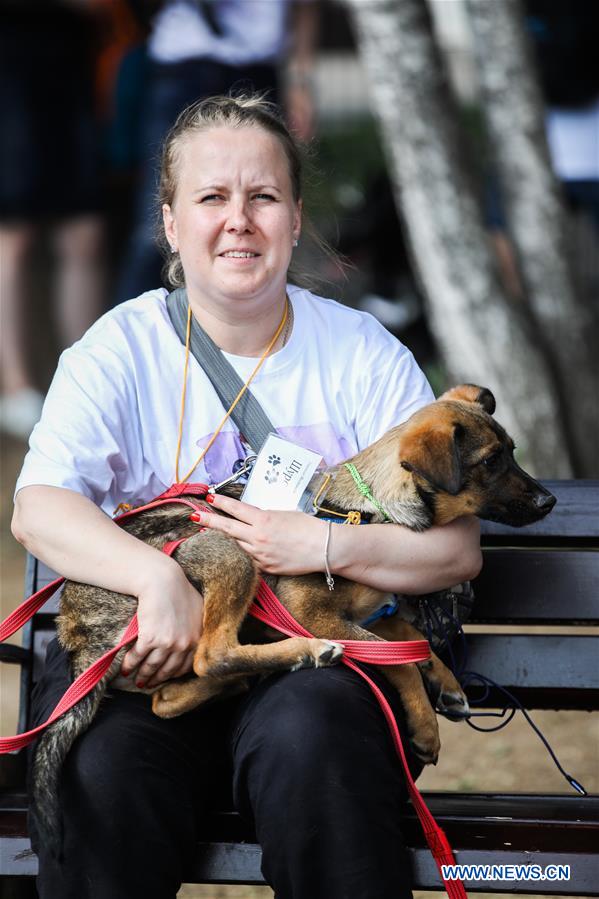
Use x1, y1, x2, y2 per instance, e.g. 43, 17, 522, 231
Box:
163, 126, 302, 312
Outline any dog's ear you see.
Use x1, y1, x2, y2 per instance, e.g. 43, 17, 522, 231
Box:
438, 384, 496, 415
400, 420, 464, 495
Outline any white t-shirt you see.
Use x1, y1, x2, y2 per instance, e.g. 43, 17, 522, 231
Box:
16, 286, 434, 516
149, 0, 291, 66
546, 99, 599, 181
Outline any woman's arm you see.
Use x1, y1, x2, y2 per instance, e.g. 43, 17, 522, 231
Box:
196, 495, 482, 594
328, 515, 482, 593
12, 486, 204, 688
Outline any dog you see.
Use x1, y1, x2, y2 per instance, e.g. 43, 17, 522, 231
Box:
32, 384, 555, 853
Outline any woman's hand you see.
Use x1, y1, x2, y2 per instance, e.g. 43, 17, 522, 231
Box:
194, 496, 481, 595
12, 486, 206, 690
121, 559, 204, 689
197, 494, 327, 576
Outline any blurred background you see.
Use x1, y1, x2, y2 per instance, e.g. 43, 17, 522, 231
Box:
1, 2, 597, 896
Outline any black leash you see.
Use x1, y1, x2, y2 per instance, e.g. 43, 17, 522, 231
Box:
420, 599, 588, 796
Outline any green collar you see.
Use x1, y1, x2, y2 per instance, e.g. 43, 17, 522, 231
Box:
343, 462, 392, 522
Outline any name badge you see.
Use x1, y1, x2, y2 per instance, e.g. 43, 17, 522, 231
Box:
241, 433, 323, 512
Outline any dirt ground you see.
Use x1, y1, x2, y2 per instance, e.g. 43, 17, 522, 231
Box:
1, 434, 597, 899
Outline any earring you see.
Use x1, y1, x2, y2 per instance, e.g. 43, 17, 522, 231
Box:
293, 238, 299, 248
170, 245, 177, 254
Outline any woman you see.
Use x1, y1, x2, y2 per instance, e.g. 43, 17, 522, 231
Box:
0, 0, 105, 440
12, 95, 481, 899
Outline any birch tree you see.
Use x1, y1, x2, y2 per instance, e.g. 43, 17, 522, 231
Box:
466, 0, 597, 475
344, 0, 574, 476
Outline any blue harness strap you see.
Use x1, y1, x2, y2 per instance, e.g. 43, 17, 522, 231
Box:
319, 515, 367, 524
361, 595, 401, 628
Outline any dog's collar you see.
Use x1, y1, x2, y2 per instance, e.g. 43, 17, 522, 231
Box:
312, 464, 391, 524
343, 462, 392, 522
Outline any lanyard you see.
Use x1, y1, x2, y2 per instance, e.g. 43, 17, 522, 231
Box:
174, 300, 288, 483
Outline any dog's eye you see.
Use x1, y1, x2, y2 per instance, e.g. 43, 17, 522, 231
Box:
482, 452, 501, 468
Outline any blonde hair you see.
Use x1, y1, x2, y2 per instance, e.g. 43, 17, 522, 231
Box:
157, 93, 344, 290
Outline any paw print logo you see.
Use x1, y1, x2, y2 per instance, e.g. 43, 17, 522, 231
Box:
268, 454, 281, 466
264, 468, 280, 485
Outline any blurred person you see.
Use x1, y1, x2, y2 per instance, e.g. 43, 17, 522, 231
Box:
526, 0, 599, 231
337, 171, 425, 328
12, 94, 481, 899
0, 0, 107, 440
115, 0, 318, 304
479, 1, 599, 303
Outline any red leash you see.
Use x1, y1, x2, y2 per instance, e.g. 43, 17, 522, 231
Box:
252, 580, 466, 899
0, 483, 205, 753
0, 536, 187, 754
0, 484, 466, 896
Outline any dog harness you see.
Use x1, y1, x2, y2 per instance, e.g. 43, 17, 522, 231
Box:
0, 482, 466, 899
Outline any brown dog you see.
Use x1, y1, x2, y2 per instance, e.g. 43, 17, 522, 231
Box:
33, 384, 555, 852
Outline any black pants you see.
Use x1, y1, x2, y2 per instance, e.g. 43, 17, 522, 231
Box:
29, 639, 422, 899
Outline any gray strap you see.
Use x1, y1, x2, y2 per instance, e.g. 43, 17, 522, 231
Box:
166, 287, 275, 452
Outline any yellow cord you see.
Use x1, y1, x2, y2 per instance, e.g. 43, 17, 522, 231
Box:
311, 472, 362, 524
175, 300, 289, 484
311, 472, 332, 510
174, 305, 193, 483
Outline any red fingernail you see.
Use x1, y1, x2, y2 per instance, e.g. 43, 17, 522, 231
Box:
205, 494, 215, 504
136, 681, 145, 689
190, 512, 201, 522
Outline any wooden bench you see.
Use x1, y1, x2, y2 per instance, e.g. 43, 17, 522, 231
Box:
2, 480, 598, 896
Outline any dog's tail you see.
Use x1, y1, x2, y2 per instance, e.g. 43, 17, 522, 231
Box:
31, 658, 119, 861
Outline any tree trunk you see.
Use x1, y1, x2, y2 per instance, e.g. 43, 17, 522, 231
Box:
466, 0, 597, 475
345, 0, 573, 477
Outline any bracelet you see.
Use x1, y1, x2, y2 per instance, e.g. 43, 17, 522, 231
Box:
324, 520, 335, 591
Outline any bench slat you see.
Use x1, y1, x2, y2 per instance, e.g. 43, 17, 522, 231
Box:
461, 634, 598, 689
472, 550, 599, 622
456, 634, 599, 710
2, 839, 594, 895
409, 849, 599, 895
2, 837, 594, 895
4, 790, 598, 893
187, 845, 599, 894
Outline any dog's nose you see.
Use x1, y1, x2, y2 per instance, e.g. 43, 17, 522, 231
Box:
534, 492, 556, 511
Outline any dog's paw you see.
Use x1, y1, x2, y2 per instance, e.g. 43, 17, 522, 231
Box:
151, 680, 207, 719
315, 640, 344, 667
436, 689, 470, 720
402, 697, 441, 765
152, 686, 183, 719
417, 658, 469, 721
290, 639, 344, 672
409, 721, 441, 766
152, 683, 188, 719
